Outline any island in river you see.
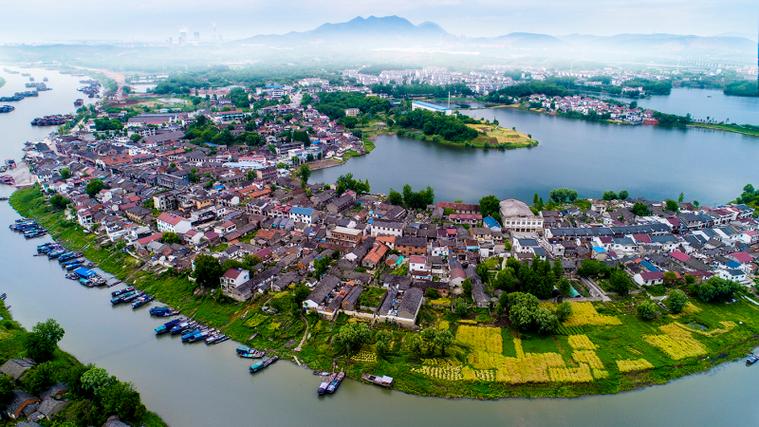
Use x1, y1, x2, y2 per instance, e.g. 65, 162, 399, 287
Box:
9, 184, 759, 400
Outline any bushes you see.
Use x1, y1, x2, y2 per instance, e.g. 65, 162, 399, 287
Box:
666, 289, 688, 314
637, 301, 659, 321
690, 277, 742, 303
506, 292, 558, 335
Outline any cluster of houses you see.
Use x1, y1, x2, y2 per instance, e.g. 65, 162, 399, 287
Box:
526, 94, 659, 125
20, 85, 759, 332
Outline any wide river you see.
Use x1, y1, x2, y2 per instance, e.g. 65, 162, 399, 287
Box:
1, 68, 759, 426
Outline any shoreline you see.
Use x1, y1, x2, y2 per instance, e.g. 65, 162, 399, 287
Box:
9, 185, 759, 400
477, 103, 759, 137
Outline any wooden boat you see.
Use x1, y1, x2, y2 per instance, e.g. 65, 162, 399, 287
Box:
747, 354, 758, 366
326, 372, 345, 394
236, 345, 265, 359
318, 373, 336, 396
361, 373, 394, 388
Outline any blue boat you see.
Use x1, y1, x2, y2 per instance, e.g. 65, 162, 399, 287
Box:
236, 346, 265, 359
170, 321, 193, 335
111, 290, 137, 305
326, 371, 345, 394
78, 278, 94, 287
155, 318, 183, 335
131, 294, 154, 309
65, 262, 83, 271
111, 286, 135, 297
181, 328, 201, 342
47, 249, 65, 259
249, 356, 278, 374
149, 306, 178, 317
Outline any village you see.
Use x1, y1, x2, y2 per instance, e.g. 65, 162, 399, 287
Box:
16, 80, 759, 329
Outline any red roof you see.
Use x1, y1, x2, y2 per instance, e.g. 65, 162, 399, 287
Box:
633, 233, 652, 244
157, 212, 184, 226
223, 268, 245, 280
670, 250, 690, 262
729, 251, 753, 264
137, 232, 163, 246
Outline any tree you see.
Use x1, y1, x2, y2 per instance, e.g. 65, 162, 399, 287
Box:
297, 164, 311, 188
663, 271, 680, 287
59, 167, 71, 179
631, 202, 651, 216
602, 191, 618, 201
505, 292, 557, 335
691, 277, 742, 303
666, 289, 688, 314
85, 179, 105, 198
479, 195, 500, 218
50, 194, 70, 210
608, 269, 633, 296
335, 173, 370, 195
637, 301, 659, 321
187, 168, 200, 184
555, 301, 572, 322
193, 254, 223, 288
549, 188, 578, 204
313, 255, 332, 279
80, 367, 115, 397
432, 329, 453, 356
664, 199, 679, 212
387, 189, 404, 206
21, 361, 62, 395
25, 319, 65, 362
334, 323, 371, 355
0, 374, 13, 407
462, 278, 473, 301
618, 190, 629, 200
99, 381, 146, 422
160, 232, 181, 244
375, 330, 392, 359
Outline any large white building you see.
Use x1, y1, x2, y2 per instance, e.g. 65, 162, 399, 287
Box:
499, 199, 544, 233
411, 100, 452, 116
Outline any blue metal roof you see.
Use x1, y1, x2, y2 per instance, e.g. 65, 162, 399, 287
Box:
74, 267, 96, 278
290, 206, 314, 216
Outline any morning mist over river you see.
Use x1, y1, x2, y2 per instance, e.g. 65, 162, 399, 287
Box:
1, 67, 758, 426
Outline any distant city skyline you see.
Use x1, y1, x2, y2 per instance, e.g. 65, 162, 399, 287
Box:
1, 0, 756, 43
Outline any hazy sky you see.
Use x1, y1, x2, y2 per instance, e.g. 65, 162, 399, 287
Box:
1, 0, 756, 43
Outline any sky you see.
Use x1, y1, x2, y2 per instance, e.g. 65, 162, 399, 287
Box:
1, 0, 756, 43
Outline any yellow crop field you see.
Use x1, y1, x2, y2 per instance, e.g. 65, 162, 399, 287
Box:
645, 323, 707, 360
514, 337, 525, 358
437, 320, 450, 331
456, 325, 503, 353
677, 321, 736, 337
563, 302, 621, 327
593, 368, 609, 379
568, 334, 597, 350
412, 365, 464, 381
351, 348, 377, 363
548, 364, 594, 383
617, 358, 654, 373
572, 350, 604, 369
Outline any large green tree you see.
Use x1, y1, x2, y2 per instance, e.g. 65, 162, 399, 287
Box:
193, 254, 223, 288
25, 319, 64, 362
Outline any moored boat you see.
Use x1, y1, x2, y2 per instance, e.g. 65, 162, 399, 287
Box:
249, 356, 278, 374
155, 318, 184, 335
326, 371, 345, 395
361, 373, 394, 388
318, 373, 337, 396
747, 354, 758, 366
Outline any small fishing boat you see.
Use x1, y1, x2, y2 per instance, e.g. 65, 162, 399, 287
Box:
131, 294, 154, 309
170, 320, 195, 335
361, 373, 393, 388
111, 286, 135, 297
181, 328, 202, 343
65, 272, 78, 280
747, 354, 759, 366
249, 356, 278, 374
326, 372, 345, 395
110, 290, 137, 305
236, 345, 265, 359
206, 334, 229, 345
318, 373, 337, 396
155, 318, 184, 335
149, 306, 179, 317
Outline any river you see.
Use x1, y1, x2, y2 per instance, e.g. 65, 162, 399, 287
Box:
633, 87, 759, 125
1, 68, 759, 426
313, 107, 759, 204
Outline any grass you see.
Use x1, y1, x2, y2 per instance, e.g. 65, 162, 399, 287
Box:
11, 186, 759, 399
467, 123, 539, 148
689, 122, 759, 137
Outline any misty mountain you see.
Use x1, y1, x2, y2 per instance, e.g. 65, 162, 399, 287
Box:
240, 15, 452, 47
236, 15, 754, 63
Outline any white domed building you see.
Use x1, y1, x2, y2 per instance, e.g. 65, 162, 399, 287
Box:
499, 199, 544, 233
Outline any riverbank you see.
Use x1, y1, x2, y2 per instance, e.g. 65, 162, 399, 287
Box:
10, 186, 759, 400
483, 102, 759, 138
0, 301, 165, 426
689, 123, 759, 137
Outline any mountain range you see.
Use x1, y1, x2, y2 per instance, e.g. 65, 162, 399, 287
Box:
239, 15, 755, 62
